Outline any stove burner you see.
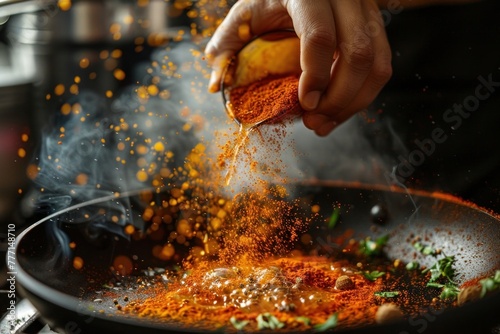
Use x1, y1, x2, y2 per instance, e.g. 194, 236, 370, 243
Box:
0, 299, 57, 334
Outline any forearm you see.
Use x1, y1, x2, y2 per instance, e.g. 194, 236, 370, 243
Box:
376, 0, 481, 8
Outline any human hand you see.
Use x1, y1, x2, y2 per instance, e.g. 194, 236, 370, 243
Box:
205, 0, 392, 136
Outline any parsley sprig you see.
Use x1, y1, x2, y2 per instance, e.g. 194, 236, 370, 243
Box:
230, 317, 249, 330
423, 255, 456, 284
314, 313, 338, 332
359, 235, 389, 257
362, 270, 385, 281
256, 313, 284, 330
427, 282, 460, 300
413, 241, 437, 256
479, 270, 500, 298
374, 291, 400, 298
412, 241, 460, 301
327, 207, 341, 229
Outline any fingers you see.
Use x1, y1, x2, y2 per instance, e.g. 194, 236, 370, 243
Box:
205, 1, 292, 92
205, 3, 252, 92
284, 1, 337, 110
207, 50, 233, 93
303, 0, 392, 136
342, 1, 392, 112
206, 0, 392, 137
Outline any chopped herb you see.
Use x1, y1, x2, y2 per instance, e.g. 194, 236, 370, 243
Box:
327, 207, 340, 229
295, 316, 311, 326
362, 270, 385, 281
359, 235, 389, 257
421, 253, 460, 301
440, 284, 460, 300
256, 313, 285, 330
230, 316, 249, 330
374, 291, 400, 298
427, 282, 460, 300
314, 313, 338, 332
479, 270, 500, 298
423, 255, 456, 284
413, 242, 436, 256
406, 261, 420, 271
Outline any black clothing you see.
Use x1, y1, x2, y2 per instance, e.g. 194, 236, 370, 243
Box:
366, 0, 500, 212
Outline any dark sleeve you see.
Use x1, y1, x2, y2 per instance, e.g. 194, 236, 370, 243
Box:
364, 0, 500, 212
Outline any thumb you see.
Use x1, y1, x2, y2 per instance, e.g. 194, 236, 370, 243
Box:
285, 1, 336, 110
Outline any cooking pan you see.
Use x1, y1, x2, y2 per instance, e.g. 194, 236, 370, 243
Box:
14, 181, 500, 333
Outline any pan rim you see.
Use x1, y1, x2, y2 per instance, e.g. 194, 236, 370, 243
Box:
13, 180, 500, 333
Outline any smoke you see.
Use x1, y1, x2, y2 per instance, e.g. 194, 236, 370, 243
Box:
26, 38, 223, 268
290, 116, 396, 185
26, 31, 408, 272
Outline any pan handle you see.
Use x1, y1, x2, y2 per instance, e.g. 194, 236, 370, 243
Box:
0, 0, 56, 25
0, 298, 45, 333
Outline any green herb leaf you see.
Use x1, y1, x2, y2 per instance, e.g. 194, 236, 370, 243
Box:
314, 314, 338, 332
440, 284, 460, 300
426, 282, 445, 288
413, 241, 424, 253
256, 313, 285, 330
230, 317, 249, 331
406, 261, 420, 271
362, 271, 385, 281
413, 242, 436, 256
374, 291, 400, 298
359, 235, 389, 257
327, 207, 341, 229
295, 316, 311, 326
422, 255, 456, 284
494, 270, 500, 283
480, 270, 500, 298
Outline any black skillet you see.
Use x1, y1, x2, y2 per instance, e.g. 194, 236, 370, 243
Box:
14, 181, 500, 333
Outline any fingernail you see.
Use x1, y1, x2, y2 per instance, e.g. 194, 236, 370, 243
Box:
317, 121, 337, 136
303, 114, 329, 130
303, 91, 321, 110
208, 71, 218, 93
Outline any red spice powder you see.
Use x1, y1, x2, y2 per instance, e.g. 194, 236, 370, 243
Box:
228, 74, 301, 125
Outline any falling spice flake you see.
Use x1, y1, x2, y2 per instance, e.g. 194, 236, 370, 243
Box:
153, 141, 165, 152
113, 255, 133, 276
136, 170, 148, 182
113, 69, 126, 81
73, 256, 84, 270
54, 84, 65, 96
58, 0, 72, 11
79, 58, 90, 69
75, 173, 89, 185
17, 148, 26, 158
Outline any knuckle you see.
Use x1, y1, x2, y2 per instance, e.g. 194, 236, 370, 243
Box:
330, 100, 350, 112
372, 54, 392, 85
372, 61, 393, 85
347, 44, 375, 69
305, 27, 336, 50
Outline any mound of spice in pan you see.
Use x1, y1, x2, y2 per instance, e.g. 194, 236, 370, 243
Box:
80, 154, 497, 332
226, 74, 301, 126
108, 232, 468, 332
